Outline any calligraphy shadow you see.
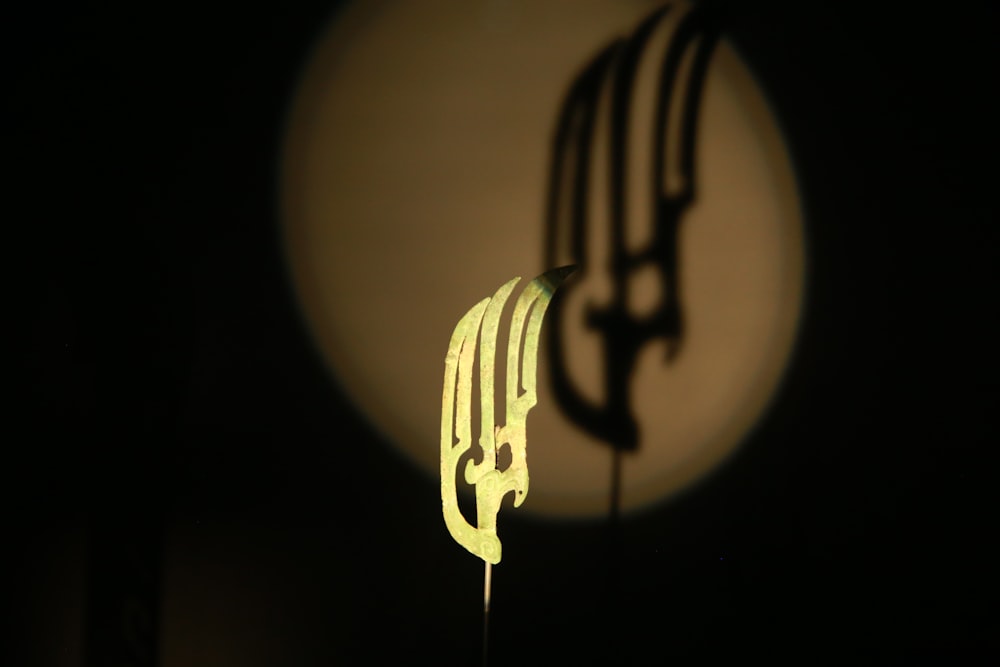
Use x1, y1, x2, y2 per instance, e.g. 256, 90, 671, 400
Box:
543, 3, 721, 523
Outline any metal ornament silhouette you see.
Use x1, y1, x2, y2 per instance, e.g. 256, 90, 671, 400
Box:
441, 266, 575, 567
545, 3, 719, 451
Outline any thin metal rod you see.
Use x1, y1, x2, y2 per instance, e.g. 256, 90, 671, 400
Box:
484, 561, 493, 612
482, 561, 492, 667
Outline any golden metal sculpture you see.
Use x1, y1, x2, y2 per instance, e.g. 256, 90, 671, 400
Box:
441, 266, 575, 610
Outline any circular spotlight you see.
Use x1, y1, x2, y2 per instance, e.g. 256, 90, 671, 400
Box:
282, 0, 805, 517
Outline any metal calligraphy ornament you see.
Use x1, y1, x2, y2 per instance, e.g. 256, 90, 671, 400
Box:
441, 266, 575, 612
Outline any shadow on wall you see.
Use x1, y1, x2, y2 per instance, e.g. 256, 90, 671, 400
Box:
545, 3, 721, 518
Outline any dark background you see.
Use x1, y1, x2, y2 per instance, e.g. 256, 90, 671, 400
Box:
8, 1, 997, 665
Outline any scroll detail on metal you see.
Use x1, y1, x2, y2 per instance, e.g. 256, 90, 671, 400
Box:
441, 266, 575, 564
